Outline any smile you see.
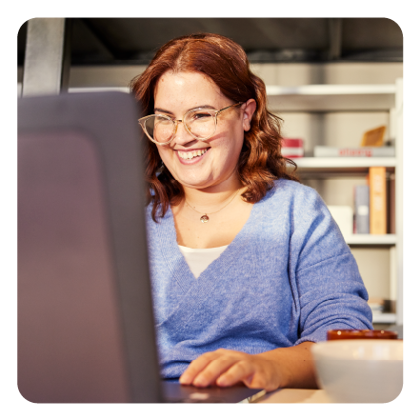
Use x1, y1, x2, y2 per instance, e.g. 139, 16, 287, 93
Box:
177, 148, 209, 160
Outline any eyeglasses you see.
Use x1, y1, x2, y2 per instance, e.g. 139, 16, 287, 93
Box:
138, 102, 243, 145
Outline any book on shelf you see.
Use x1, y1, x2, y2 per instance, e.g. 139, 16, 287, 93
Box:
368, 298, 396, 316
314, 146, 395, 157
282, 138, 304, 158
387, 174, 396, 234
354, 185, 370, 234
369, 167, 387, 235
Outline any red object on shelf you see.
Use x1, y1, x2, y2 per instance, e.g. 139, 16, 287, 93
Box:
281, 138, 304, 158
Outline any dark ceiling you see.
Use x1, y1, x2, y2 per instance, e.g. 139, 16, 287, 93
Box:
18, 18, 403, 67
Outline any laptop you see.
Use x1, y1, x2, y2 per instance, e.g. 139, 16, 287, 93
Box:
18, 91, 265, 403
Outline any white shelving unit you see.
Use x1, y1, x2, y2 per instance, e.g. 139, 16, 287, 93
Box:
291, 157, 396, 170
266, 84, 397, 111
268, 80, 403, 326
344, 235, 397, 246
372, 313, 397, 324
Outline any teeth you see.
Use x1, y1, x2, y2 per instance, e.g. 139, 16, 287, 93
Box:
178, 149, 208, 160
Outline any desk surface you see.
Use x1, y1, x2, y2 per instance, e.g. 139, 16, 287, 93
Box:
255, 388, 331, 403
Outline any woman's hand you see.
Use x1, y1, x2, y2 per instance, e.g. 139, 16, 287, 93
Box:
179, 349, 284, 392
179, 342, 317, 391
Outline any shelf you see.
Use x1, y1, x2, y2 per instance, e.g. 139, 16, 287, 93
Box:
344, 234, 397, 246
372, 313, 397, 324
292, 157, 396, 168
266, 84, 396, 111
287, 157, 396, 177
267, 84, 397, 96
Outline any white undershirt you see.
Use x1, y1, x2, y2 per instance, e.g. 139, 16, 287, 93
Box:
178, 245, 228, 279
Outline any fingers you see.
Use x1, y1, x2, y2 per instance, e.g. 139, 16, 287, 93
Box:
196, 357, 269, 389
179, 352, 218, 386
180, 350, 281, 392
180, 349, 247, 387
216, 360, 255, 387
192, 357, 241, 387
217, 360, 278, 391
179, 352, 216, 385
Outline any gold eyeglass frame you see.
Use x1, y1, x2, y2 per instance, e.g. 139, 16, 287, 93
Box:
138, 102, 243, 146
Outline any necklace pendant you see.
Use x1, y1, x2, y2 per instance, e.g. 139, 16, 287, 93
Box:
200, 214, 210, 223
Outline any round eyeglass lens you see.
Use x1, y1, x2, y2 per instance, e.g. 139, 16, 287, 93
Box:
145, 115, 175, 144
185, 109, 216, 140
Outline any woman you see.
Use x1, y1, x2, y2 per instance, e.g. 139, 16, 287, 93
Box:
130, 33, 372, 392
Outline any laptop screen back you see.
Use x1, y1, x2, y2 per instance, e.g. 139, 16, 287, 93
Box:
18, 92, 163, 403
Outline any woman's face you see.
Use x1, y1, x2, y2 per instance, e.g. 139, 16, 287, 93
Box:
154, 71, 255, 191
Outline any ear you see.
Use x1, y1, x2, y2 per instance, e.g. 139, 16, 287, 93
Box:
242, 99, 257, 132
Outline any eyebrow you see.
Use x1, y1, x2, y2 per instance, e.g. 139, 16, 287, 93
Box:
154, 105, 217, 115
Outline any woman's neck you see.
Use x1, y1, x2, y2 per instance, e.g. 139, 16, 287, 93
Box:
181, 178, 244, 214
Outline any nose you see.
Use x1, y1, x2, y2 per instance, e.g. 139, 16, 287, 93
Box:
171, 119, 196, 146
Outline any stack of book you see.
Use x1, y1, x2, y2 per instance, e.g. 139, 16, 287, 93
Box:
314, 146, 395, 157
314, 124, 394, 158
353, 167, 394, 235
282, 138, 304, 158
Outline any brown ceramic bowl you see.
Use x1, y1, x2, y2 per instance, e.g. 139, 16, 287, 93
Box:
327, 329, 398, 340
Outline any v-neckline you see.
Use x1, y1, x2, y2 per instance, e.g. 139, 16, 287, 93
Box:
165, 199, 259, 289
153, 185, 277, 292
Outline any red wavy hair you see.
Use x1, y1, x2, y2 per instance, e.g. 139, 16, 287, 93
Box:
130, 33, 299, 222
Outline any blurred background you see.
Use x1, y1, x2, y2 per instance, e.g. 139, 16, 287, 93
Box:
17, 18, 404, 332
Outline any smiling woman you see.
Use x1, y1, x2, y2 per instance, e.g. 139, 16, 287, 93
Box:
129, 33, 372, 392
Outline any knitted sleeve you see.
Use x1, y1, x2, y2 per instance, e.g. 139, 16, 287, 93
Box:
288, 185, 373, 345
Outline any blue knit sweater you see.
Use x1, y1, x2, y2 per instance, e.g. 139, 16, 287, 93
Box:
146, 179, 373, 379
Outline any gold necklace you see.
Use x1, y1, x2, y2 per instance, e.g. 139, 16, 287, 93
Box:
184, 189, 242, 223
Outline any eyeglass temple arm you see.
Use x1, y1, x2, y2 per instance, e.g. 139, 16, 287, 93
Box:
216, 102, 244, 116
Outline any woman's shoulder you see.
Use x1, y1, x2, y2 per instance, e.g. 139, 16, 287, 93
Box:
259, 178, 328, 220
267, 180, 346, 255
270, 178, 321, 203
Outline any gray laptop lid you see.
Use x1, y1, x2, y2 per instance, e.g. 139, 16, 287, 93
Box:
18, 92, 163, 403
